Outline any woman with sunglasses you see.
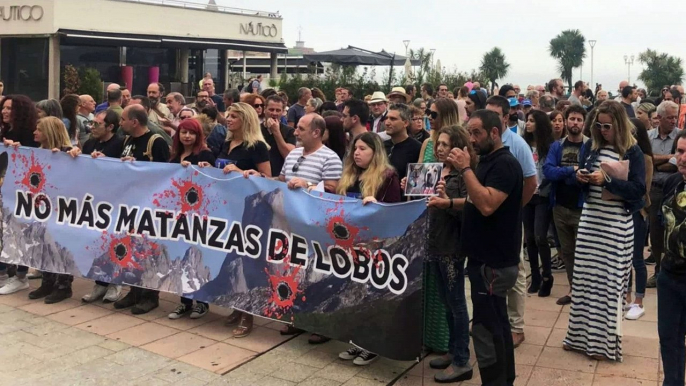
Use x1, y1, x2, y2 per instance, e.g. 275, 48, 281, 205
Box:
217, 102, 271, 337
419, 98, 460, 163
522, 110, 555, 296
564, 100, 646, 361
243, 94, 266, 124
167, 119, 215, 320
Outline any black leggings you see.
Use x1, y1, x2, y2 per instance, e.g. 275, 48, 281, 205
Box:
523, 194, 552, 283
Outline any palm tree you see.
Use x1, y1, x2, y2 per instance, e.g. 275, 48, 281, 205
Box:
549, 30, 586, 91
638, 49, 685, 93
479, 47, 510, 94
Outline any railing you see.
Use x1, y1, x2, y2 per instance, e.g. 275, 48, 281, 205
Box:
107, 0, 281, 18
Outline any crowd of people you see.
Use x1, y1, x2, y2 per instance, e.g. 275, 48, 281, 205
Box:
1, 74, 686, 385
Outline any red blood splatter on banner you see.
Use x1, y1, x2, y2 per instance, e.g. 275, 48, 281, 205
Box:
94, 232, 159, 270
264, 247, 303, 319
11, 150, 53, 194
321, 201, 368, 251
152, 176, 218, 216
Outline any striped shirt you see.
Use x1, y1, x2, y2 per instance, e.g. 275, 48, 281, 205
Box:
280, 145, 343, 184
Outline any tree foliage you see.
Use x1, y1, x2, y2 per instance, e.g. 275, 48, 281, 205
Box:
79, 68, 103, 102
638, 49, 684, 93
62, 64, 81, 96
549, 29, 586, 91
479, 47, 510, 94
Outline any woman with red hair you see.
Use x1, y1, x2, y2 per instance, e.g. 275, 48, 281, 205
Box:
167, 118, 215, 320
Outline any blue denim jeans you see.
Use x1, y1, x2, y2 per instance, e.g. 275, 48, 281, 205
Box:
432, 257, 470, 367
657, 270, 686, 386
628, 211, 648, 298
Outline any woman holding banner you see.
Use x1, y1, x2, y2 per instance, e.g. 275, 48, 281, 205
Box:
4, 116, 77, 303
167, 118, 215, 320
0, 95, 38, 296
336, 132, 401, 366
219, 102, 271, 338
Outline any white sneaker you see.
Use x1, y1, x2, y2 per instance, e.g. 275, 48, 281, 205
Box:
0, 274, 8, 289
82, 284, 108, 303
626, 304, 645, 320
103, 285, 122, 303
353, 350, 378, 366
339, 346, 363, 360
0, 276, 29, 295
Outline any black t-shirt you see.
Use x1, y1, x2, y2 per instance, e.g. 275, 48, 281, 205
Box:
556, 139, 584, 209
121, 130, 170, 162
82, 135, 124, 158
384, 137, 422, 180
462, 147, 523, 268
211, 94, 226, 113
261, 123, 296, 176
287, 104, 306, 127
622, 102, 636, 118
217, 140, 270, 173
170, 149, 216, 165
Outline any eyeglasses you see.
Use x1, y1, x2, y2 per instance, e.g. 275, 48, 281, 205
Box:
292, 156, 306, 172
425, 109, 438, 120
253, 104, 264, 108
411, 117, 423, 121
594, 122, 613, 131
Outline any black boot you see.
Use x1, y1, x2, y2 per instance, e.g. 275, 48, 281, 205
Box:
45, 274, 73, 304
528, 272, 541, 294
29, 273, 56, 299
114, 286, 141, 309
538, 275, 554, 297
131, 289, 159, 315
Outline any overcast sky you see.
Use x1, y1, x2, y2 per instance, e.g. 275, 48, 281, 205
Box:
219, 0, 686, 92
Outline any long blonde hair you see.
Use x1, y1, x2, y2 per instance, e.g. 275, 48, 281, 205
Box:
337, 132, 393, 198
431, 98, 461, 141
591, 100, 636, 157
225, 102, 270, 150
36, 116, 71, 149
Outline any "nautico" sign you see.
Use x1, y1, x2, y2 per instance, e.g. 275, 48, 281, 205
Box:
239, 22, 278, 38
0, 5, 44, 21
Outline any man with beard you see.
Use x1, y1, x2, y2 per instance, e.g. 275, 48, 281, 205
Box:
189, 90, 211, 114
146, 82, 173, 125
448, 108, 522, 386
262, 95, 296, 174
543, 104, 588, 306
486, 95, 536, 349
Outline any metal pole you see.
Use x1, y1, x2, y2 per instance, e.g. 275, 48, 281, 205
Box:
589, 40, 596, 88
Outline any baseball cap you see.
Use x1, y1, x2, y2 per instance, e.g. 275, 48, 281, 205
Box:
521, 99, 532, 107
508, 97, 520, 107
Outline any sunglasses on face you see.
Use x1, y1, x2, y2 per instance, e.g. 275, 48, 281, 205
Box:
595, 122, 613, 131
425, 109, 438, 120
292, 156, 306, 172
253, 104, 264, 108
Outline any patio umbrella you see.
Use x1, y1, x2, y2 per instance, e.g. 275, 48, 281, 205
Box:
303, 46, 420, 66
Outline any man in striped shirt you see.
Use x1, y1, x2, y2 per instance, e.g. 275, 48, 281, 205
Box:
248, 112, 342, 192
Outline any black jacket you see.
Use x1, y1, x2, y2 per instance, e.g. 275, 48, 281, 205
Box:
428, 170, 467, 256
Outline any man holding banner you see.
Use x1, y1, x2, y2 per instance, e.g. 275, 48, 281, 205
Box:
93, 104, 170, 314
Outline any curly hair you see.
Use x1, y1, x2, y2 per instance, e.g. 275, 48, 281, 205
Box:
0, 95, 38, 146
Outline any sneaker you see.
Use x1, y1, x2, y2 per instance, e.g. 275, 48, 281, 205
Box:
434, 363, 473, 383
0, 274, 8, 289
26, 270, 42, 280
644, 255, 656, 265
103, 285, 122, 303
131, 298, 159, 315
646, 274, 657, 289
626, 304, 645, 320
82, 284, 108, 303
339, 347, 363, 360
0, 276, 29, 295
190, 303, 209, 319
168, 304, 190, 319
353, 350, 378, 366
551, 257, 566, 272
45, 287, 72, 304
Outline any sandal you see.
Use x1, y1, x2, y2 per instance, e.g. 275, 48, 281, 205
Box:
280, 324, 304, 336
225, 310, 243, 326
308, 333, 331, 344
233, 314, 253, 338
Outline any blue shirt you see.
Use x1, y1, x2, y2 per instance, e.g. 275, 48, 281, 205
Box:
94, 101, 108, 114
501, 128, 536, 178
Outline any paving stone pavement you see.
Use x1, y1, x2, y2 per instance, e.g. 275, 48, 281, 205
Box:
0, 265, 665, 385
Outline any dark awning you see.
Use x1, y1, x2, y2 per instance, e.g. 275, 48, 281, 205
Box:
303, 46, 420, 66
58, 29, 287, 53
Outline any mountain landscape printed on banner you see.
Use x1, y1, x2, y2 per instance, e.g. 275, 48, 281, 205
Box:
1, 207, 81, 277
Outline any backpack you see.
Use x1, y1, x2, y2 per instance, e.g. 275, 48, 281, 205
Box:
244, 79, 254, 94
123, 134, 163, 161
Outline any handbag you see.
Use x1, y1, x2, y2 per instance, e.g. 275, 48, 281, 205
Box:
600, 160, 629, 201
